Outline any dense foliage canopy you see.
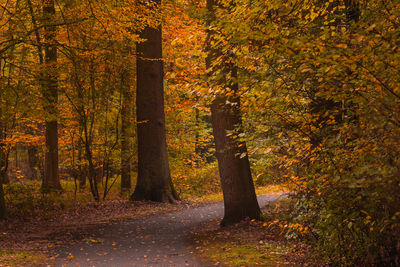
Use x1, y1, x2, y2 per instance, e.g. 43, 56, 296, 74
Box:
1, 0, 399, 265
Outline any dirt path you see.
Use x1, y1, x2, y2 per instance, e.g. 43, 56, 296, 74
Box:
55, 194, 283, 267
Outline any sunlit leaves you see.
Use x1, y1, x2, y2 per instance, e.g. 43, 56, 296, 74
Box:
208, 0, 400, 264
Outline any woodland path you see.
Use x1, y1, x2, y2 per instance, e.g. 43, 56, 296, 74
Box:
55, 194, 283, 267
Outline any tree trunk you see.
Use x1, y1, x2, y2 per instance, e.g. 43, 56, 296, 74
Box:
84, 139, 100, 201
130, 0, 179, 203
41, 0, 61, 192
0, 131, 6, 220
120, 61, 133, 193
0, 91, 7, 219
77, 137, 86, 189
211, 94, 261, 226
0, 178, 5, 220
206, 0, 260, 226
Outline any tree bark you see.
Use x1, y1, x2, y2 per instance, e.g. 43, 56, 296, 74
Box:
0, 178, 5, 220
211, 93, 261, 226
130, 0, 179, 203
77, 136, 86, 189
0, 128, 6, 220
0, 27, 11, 219
206, 0, 260, 226
41, 0, 61, 192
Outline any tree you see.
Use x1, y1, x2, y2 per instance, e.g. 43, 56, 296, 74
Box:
131, 0, 179, 203
0, 121, 6, 220
223, 0, 400, 264
0, 0, 23, 218
206, 0, 260, 226
0, 125, 6, 220
0, 181, 5, 220
58, 0, 143, 201
41, 0, 61, 191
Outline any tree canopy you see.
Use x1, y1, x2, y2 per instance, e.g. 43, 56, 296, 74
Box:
0, 0, 399, 265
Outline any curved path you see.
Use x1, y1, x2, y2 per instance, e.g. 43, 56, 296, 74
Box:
55, 194, 283, 267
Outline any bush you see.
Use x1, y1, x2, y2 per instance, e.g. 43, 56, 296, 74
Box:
173, 162, 221, 198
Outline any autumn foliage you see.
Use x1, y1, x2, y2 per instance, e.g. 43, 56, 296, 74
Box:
214, 0, 400, 265
1, 0, 399, 265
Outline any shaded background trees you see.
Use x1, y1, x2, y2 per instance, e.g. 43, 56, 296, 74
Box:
0, 0, 213, 206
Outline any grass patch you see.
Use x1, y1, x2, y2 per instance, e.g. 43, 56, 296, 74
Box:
256, 184, 288, 196
188, 184, 288, 203
193, 233, 288, 266
0, 250, 48, 266
192, 197, 323, 266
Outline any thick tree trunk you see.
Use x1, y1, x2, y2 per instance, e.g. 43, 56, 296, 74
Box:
211, 94, 261, 226
130, 0, 179, 203
41, 0, 61, 192
207, 0, 260, 226
120, 65, 132, 193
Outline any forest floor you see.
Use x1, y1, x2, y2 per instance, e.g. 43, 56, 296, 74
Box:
0, 186, 322, 266
53, 194, 283, 266
191, 199, 325, 266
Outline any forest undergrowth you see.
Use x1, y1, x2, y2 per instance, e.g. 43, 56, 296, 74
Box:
1, 0, 399, 265
0, 167, 285, 266
192, 198, 327, 266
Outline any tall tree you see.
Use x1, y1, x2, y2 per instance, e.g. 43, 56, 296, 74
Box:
41, 0, 61, 191
206, 0, 260, 226
130, 0, 179, 203
0, 0, 22, 218
0, 180, 5, 220
0, 120, 7, 220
